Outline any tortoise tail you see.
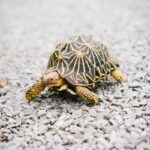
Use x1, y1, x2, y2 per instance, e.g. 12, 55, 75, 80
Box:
24, 80, 46, 102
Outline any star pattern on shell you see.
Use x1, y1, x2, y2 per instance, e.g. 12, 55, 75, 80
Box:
48, 35, 119, 86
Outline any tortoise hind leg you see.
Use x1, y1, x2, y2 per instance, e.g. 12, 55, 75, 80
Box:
111, 69, 125, 82
75, 86, 99, 105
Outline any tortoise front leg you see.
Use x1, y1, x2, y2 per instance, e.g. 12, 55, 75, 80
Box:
75, 86, 99, 105
25, 80, 46, 102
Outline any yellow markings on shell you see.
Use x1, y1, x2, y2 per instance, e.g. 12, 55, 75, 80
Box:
75, 50, 83, 57
58, 53, 63, 60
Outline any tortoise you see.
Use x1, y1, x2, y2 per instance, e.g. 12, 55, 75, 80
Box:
25, 35, 125, 105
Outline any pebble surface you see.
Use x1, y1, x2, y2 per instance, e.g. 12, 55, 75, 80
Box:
0, 0, 150, 149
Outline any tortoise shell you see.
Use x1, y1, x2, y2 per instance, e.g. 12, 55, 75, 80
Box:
48, 35, 119, 87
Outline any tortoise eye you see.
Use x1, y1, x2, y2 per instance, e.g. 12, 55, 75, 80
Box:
49, 78, 53, 81
48, 78, 54, 84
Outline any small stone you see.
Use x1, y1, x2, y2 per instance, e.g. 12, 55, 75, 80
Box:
132, 102, 141, 107
109, 118, 118, 126
114, 94, 123, 99
124, 118, 132, 127
80, 104, 89, 111
0, 132, 9, 142
52, 144, 65, 150
63, 119, 74, 129
38, 145, 46, 150
55, 120, 65, 128
136, 141, 150, 150
133, 118, 146, 127
46, 111, 52, 118
109, 131, 117, 143
34, 125, 48, 135
72, 110, 82, 118
96, 137, 108, 146
0, 89, 8, 97
53, 134, 62, 144
68, 125, 83, 134
146, 76, 150, 82
114, 115, 123, 125
38, 110, 46, 116
26, 119, 35, 125
89, 109, 97, 117
0, 82, 8, 88
115, 137, 128, 149
104, 115, 111, 120
139, 99, 148, 106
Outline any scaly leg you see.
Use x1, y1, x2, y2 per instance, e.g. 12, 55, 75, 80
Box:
111, 69, 125, 82
25, 80, 46, 102
75, 86, 99, 105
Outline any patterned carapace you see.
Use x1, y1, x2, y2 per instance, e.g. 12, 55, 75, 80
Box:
48, 35, 119, 87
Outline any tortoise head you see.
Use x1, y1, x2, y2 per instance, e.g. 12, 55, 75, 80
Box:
25, 69, 64, 102
42, 70, 64, 89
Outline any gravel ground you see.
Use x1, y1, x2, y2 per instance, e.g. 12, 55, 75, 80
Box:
0, 0, 150, 149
